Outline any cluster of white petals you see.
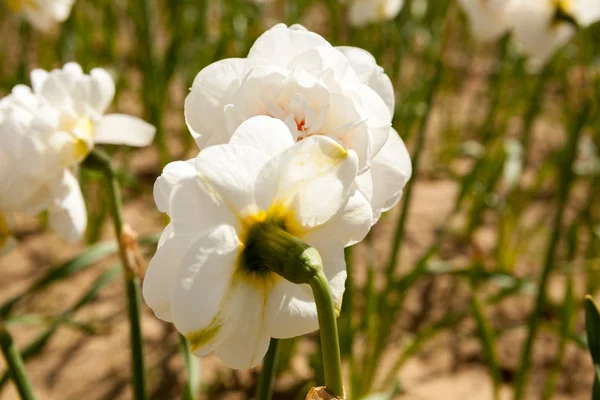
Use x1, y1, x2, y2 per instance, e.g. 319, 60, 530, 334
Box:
348, 0, 404, 27
145, 24, 412, 369
6, 0, 75, 31
458, 0, 600, 71
145, 116, 373, 368
185, 24, 412, 222
0, 63, 155, 252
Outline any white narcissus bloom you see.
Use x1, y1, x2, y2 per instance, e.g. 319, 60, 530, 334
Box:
5, 0, 75, 31
0, 62, 155, 248
457, 0, 513, 43
348, 0, 404, 27
143, 116, 373, 368
506, 0, 600, 72
185, 24, 411, 222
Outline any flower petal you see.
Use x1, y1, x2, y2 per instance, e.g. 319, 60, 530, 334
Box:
194, 144, 270, 216
94, 114, 156, 147
170, 225, 242, 356
301, 187, 373, 248
336, 46, 395, 115
142, 224, 200, 322
153, 160, 197, 214
255, 136, 358, 230
48, 170, 87, 243
247, 24, 331, 70
229, 116, 295, 158
89, 68, 115, 114
185, 58, 246, 148
214, 282, 273, 368
368, 129, 412, 221
266, 244, 346, 339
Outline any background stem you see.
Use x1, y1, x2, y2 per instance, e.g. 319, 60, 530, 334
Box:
0, 324, 36, 400
255, 339, 280, 400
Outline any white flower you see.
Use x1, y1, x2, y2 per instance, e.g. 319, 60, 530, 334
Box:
143, 116, 373, 368
6, 0, 75, 32
457, 0, 513, 43
348, 0, 404, 27
0, 62, 155, 246
185, 24, 411, 221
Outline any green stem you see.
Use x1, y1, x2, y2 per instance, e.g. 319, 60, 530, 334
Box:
0, 324, 35, 400
520, 65, 551, 169
513, 102, 590, 400
309, 271, 344, 398
83, 149, 147, 400
179, 334, 200, 400
255, 339, 280, 400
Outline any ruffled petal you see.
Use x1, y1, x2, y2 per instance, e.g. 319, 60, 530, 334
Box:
185, 58, 246, 148
255, 135, 358, 230
229, 116, 295, 158
247, 24, 331, 70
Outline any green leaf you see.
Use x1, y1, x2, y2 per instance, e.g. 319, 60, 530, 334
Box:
471, 295, 501, 400
586, 296, 600, 366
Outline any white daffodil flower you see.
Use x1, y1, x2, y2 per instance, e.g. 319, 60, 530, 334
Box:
0, 63, 155, 247
185, 24, 411, 221
507, 0, 600, 72
5, 0, 75, 32
144, 116, 373, 369
348, 0, 404, 27
457, 0, 513, 43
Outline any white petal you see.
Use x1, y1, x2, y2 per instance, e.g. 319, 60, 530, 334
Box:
89, 68, 115, 114
458, 0, 512, 42
30, 69, 49, 93
167, 170, 237, 237
185, 58, 246, 148
573, 0, 600, 26
229, 116, 295, 158
247, 24, 331, 70
369, 129, 412, 221
336, 46, 395, 115
255, 136, 358, 230
153, 160, 197, 214
48, 170, 87, 243
170, 225, 242, 355
266, 245, 346, 339
194, 144, 271, 216
358, 85, 392, 155
94, 114, 156, 147
142, 224, 200, 322
287, 47, 359, 84
301, 188, 373, 248
214, 282, 273, 368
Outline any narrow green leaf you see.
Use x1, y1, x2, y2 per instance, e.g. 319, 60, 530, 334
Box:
586, 296, 600, 366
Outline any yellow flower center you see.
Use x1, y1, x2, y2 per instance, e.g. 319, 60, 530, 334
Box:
551, 0, 578, 27
0, 212, 11, 250
60, 117, 95, 167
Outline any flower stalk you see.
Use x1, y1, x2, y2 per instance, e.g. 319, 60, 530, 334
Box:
255, 339, 280, 400
0, 322, 36, 400
83, 149, 147, 400
253, 225, 345, 398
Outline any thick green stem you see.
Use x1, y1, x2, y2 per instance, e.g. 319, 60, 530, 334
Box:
83, 149, 147, 400
0, 324, 35, 400
513, 103, 590, 400
309, 271, 344, 398
255, 339, 280, 400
